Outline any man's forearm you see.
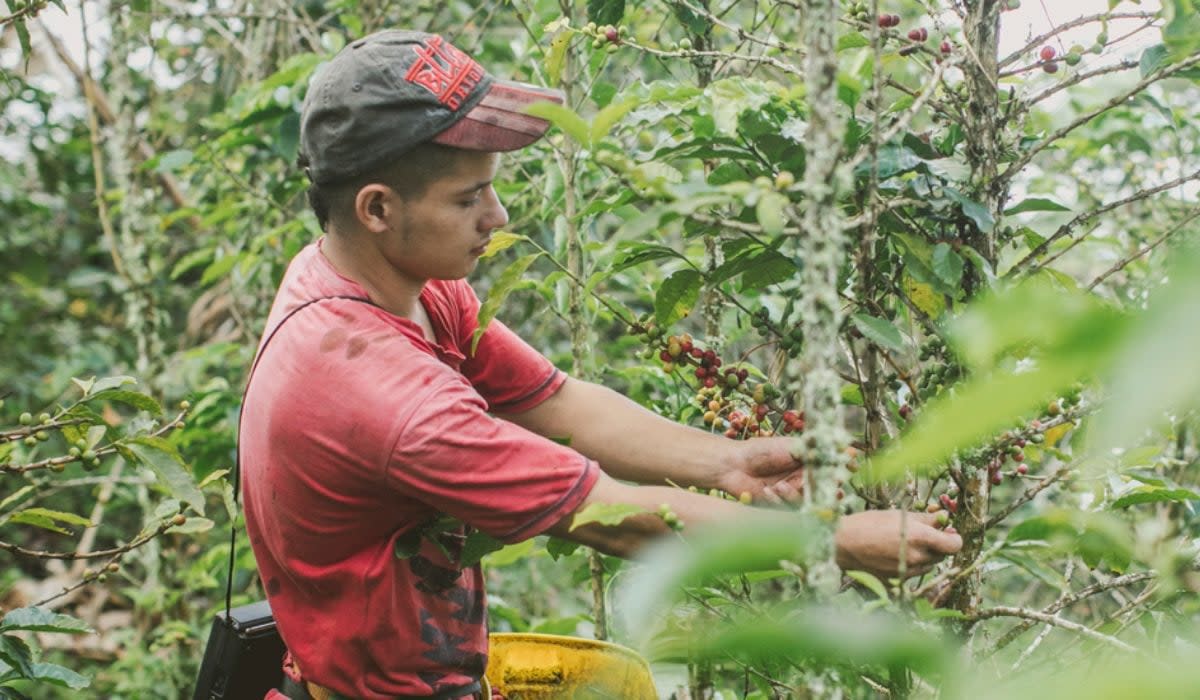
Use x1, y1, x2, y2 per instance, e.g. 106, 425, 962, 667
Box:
502, 377, 740, 489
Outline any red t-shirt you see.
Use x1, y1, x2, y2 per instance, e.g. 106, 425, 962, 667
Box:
240, 240, 599, 698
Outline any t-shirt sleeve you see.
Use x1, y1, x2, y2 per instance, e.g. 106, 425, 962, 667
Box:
387, 376, 599, 543
453, 281, 565, 413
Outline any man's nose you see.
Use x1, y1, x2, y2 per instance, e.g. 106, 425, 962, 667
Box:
481, 188, 509, 232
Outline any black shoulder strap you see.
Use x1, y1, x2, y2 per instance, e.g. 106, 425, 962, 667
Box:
224, 295, 379, 619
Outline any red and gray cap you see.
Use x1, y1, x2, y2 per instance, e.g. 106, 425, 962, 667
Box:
300, 30, 565, 184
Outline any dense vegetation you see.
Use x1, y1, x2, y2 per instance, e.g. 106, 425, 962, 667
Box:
2, 0, 1199, 697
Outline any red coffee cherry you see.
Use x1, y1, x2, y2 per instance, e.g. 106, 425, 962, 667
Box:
1039, 45, 1056, 62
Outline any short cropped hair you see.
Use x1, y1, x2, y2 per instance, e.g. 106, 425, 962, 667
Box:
299, 143, 470, 231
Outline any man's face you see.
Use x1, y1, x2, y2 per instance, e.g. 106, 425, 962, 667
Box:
379, 151, 508, 283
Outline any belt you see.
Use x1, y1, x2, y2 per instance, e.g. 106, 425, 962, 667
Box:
278, 674, 490, 700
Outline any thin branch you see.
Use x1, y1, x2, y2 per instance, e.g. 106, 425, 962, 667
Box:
970, 606, 1139, 653
1086, 206, 1200, 291
997, 52, 1200, 185
1007, 168, 1200, 276
1026, 59, 1139, 105
986, 464, 1072, 528
997, 12, 1159, 69
0, 0, 48, 29
988, 572, 1157, 654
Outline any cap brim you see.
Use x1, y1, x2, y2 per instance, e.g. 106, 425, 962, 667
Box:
431, 79, 565, 151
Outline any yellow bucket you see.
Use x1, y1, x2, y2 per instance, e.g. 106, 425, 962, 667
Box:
486, 633, 657, 699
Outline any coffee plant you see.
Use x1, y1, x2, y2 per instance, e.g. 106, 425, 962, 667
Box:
3, 0, 1200, 697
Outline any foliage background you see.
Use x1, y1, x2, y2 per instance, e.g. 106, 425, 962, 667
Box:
2, 0, 1200, 697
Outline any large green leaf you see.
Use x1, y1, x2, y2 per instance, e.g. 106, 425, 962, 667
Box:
868, 281, 1127, 480
1111, 485, 1200, 509
654, 269, 702, 326
0, 608, 92, 635
523, 102, 590, 147
1163, 0, 1200, 59
944, 187, 995, 233
121, 437, 205, 516
472, 252, 542, 354
1004, 197, 1071, 215
570, 503, 646, 530
646, 605, 953, 676
586, 0, 625, 26
1091, 250, 1200, 454
0, 635, 33, 678
851, 313, 905, 352
29, 662, 89, 689
87, 389, 162, 415
931, 243, 964, 288
619, 514, 828, 637
6, 508, 92, 535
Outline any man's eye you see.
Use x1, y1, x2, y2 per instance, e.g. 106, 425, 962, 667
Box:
460, 195, 481, 207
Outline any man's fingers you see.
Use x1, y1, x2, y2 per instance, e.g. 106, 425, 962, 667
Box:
759, 484, 785, 506
919, 526, 963, 555
908, 513, 963, 555
770, 478, 803, 503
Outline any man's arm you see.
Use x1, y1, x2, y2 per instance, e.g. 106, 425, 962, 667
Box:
546, 471, 963, 579
501, 376, 798, 500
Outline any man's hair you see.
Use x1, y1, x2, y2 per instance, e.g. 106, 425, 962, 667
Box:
299, 143, 470, 231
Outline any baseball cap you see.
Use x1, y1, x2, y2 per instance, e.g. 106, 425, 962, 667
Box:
300, 30, 565, 185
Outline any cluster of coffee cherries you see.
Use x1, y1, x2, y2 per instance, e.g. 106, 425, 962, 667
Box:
584, 22, 627, 53
632, 321, 807, 440
750, 307, 804, 358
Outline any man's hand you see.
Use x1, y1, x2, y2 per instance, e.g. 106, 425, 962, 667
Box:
716, 437, 806, 504
834, 510, 962, 580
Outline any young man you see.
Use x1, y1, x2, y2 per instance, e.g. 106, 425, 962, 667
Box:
241, 29, 962, 700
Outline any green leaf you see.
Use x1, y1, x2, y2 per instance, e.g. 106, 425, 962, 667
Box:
7, 508, 92, 533
88, 389, 162, 414
1111, 485, 1200, 509
1004, 197, 1071, 215
544, 30, 570, 87
737, 249, 796, 291
154, 149, 193, 173
654, 269, 702, 326
708, 78, 772, 137
484, 539, 537, 567
70, 377, 96, 396
586, 0, 625, 27
0, 635, 33, 678
545, 536, 582, 560
29, 663, 89, 690
856, 144, 926, 180
851, 314, 905, 352
570, 503, 646, 530
868, 281, 1126, 480
91, 376, 136, 393
200, 254, 239, 285
755, 191, 789, 235
931, 243, 964, 288
837, 33, 870, 51
1091, 250, 1200, 455
0, 607, 92, 635
122, 437, 205, 516
1163, 0, 1200, 59
479, 231, 526, 259
460, 530, 507, 567
610, 242, 688, 273
845, 570, 889, 600
170, 516, 215, 534
944, 187, 995, 233
620, 515, 828, 632
523, 102, 591, 148
0, 485, 35, 513
591, 98, 638, 145
472, 253, 542, 354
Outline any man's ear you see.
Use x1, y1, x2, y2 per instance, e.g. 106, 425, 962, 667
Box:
353, 184, 398, 233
